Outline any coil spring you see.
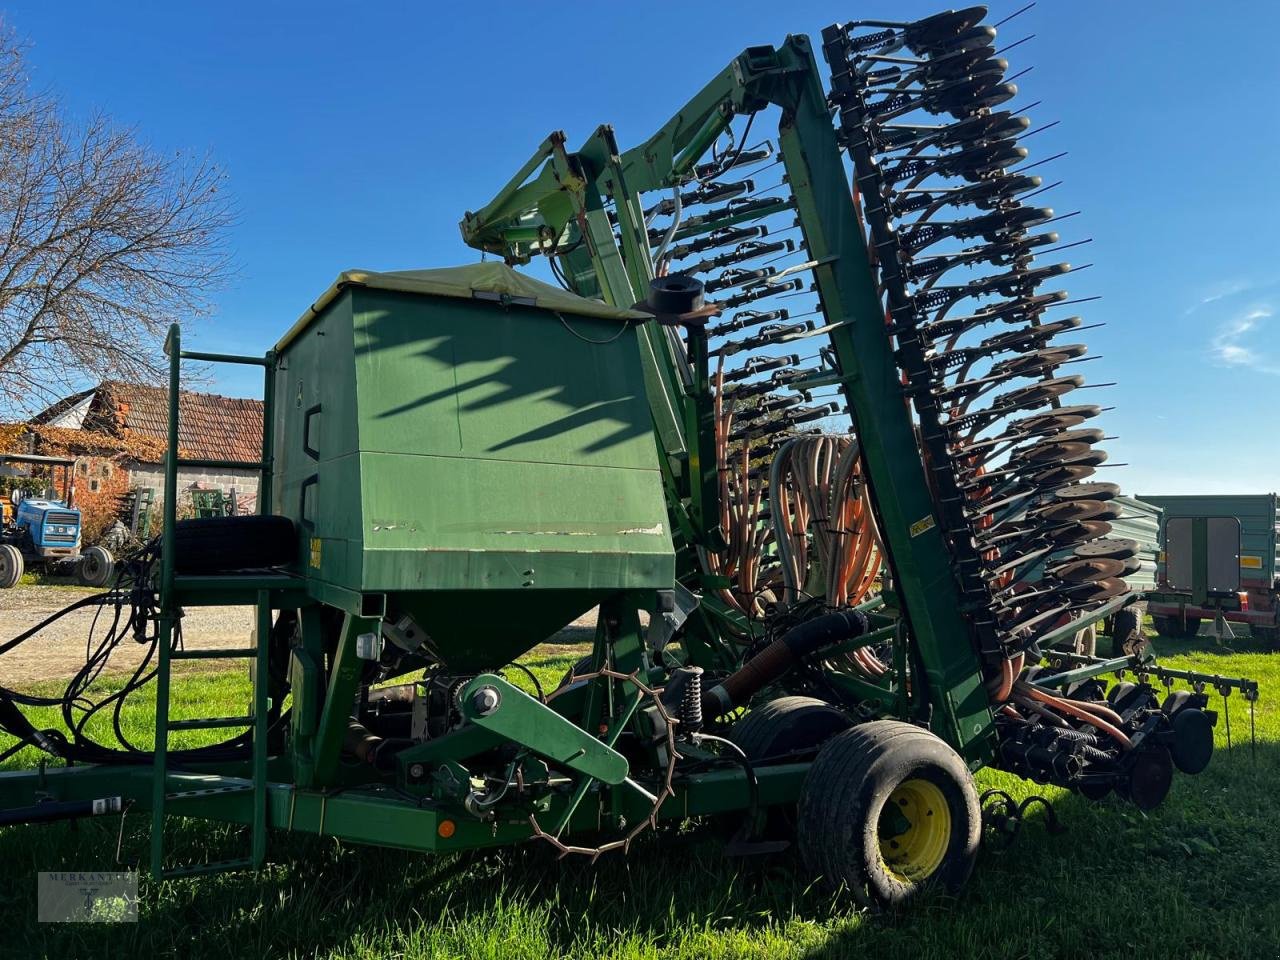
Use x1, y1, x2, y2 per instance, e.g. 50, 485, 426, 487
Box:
847, 27, 897, 53
673, 666, 704, 732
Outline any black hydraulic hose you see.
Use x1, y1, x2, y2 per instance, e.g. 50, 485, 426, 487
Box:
0, 578, 289, 766
701, 610, 870, 719
0, 696, 60, 755
694, 732, 759, 832
0, 593, 125, 658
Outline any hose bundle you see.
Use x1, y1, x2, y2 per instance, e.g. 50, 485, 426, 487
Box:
768, 436, 881, 610
0, 540, 288, 766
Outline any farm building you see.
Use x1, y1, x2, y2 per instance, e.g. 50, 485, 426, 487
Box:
1, 382, 262, 542
32, 381, 264, 503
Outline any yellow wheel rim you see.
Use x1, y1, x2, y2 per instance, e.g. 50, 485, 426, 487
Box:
878, 777, 951, 884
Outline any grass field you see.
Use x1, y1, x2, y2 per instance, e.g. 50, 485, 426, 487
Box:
1, 628, 1278, 959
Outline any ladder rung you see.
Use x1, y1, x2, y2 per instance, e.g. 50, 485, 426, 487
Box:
162, 857, 254, 879
172, 647, 257, 661
169, 715, 254, 731
179, 349, 270, 367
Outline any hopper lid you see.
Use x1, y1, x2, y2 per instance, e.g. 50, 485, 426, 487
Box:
279, 261, 648, 351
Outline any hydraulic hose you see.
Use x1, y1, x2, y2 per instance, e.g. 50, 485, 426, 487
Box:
701, 609, 869, 719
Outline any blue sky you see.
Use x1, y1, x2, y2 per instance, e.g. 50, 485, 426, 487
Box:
4, 1, 1278, 495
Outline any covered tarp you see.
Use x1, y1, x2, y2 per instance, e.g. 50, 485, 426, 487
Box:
279, 261, 646, 350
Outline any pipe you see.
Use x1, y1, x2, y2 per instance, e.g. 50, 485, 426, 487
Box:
0, 796, 122, 827
652, 187, 683, 270
366, 683, 415, 712
702, 609, 870, 718
343, 719, 408, 771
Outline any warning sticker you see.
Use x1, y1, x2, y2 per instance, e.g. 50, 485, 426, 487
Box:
1241, 555, 1263, 569
909, 514, 937, 538
310, 537, 322, 569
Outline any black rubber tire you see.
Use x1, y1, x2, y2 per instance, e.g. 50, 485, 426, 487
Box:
172, 515, 297, 574
1150, 615, 1177, 638
797, 720, 981, 908
0, 544, 22, 588
731, 696, 852, 763
1253, 625, 1279, 645
1175, 616, 1202, 639
77, 545, 114, 587
730, 697, 853, 841
558, 654, 596, 689
1108, 607, 1141, 657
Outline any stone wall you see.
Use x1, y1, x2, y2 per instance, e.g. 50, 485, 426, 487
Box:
128, 463, 262, 514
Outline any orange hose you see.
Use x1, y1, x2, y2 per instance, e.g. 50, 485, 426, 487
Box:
1021, 683, 1132, 749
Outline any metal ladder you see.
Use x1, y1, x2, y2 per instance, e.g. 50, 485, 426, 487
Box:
149, 323, 277, 879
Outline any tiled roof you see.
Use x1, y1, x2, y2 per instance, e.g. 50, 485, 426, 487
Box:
87, 381, 263, 465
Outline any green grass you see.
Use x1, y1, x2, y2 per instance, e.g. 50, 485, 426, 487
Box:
1, 635, 1279, 959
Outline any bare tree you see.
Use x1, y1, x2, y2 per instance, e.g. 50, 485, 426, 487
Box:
0, 23, 233, 416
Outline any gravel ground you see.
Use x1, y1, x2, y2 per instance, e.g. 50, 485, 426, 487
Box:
0, 584, 254, 685
0, 584, 615, 685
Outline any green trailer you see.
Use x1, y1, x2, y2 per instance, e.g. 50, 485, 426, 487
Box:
1139, 493, 1280, 641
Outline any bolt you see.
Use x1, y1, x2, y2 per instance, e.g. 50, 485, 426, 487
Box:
408, 763, 425, 780
472, 686, 502, 717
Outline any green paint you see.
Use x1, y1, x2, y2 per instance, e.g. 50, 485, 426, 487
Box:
459, 674, 629, 785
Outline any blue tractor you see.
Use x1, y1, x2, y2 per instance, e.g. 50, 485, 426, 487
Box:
0, 453, 113, 589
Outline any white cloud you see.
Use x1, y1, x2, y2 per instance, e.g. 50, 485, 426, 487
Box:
1200, 279, 1251, 305
1210, 305, 1280, 374
1184, 278, 1253, 315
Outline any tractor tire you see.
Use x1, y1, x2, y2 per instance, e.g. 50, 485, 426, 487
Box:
1151, 615, 1177, 638
172, 515, 297, 575
1108, 607, 1142, 657
797, 720, 980, 908
77, 545, 114, 587
731, 696, 852, 763
0, 544, 22, 588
